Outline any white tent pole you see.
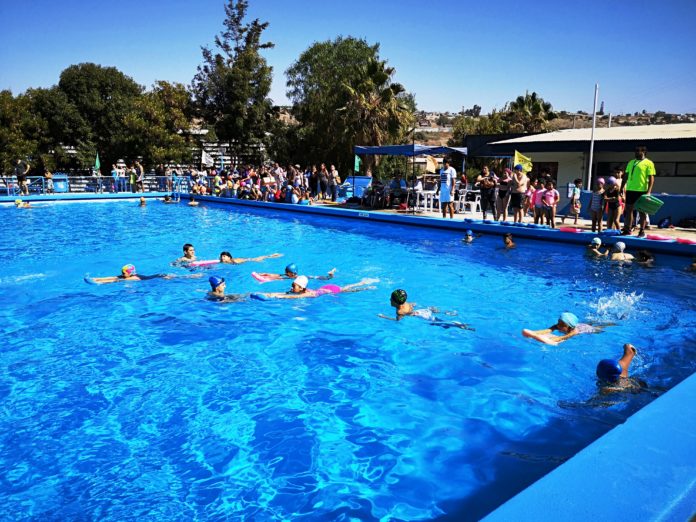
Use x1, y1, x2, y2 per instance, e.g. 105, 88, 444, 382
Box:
587, 83, 599, 190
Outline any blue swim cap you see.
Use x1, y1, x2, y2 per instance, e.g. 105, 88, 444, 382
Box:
514, 164, 524, 171
285, 263, 298, 275
209, 276, 225, 289
559, 312, 578, 329
596, 359, 622, 382
466, 229, 473, 236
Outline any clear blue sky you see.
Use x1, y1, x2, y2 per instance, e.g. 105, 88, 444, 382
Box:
2, 0, 695, 114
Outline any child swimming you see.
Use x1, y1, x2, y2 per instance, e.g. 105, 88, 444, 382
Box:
586, 237, 608, 258
252, 275, 378, 300
378, 289, 474, 330
523, 312, 604, 345
252, 263, 336, 282
596, 343, 643, 394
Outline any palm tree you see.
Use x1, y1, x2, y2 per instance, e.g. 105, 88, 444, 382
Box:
337, 58, 415, 168
507, 91, 557, 133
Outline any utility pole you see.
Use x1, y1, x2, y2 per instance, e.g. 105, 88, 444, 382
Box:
587, 84, 599, 191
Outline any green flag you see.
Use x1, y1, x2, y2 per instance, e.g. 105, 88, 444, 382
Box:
354, 155, 361, 173
94, 152, 101, 172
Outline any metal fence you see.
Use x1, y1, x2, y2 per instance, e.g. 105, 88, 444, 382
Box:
1, 175, 192, 196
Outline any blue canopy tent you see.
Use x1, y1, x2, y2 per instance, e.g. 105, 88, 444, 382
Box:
353, 144, 468, 208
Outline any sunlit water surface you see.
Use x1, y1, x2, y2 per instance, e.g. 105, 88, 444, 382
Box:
1, 201, 695, 520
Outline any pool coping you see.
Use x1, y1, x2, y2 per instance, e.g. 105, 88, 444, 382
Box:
4, 192, 696, 256
483, 371, 696, 521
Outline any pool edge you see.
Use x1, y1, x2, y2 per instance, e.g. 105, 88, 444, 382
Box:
483, 371, 696, 521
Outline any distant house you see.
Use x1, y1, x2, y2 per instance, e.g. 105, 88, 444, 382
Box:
486, 123, 696, 195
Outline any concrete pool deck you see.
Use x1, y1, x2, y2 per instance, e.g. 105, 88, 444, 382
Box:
5, 190, 696, 518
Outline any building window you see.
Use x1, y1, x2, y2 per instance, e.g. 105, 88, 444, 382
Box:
530, 162, 558, 183
654, 162, 676, 177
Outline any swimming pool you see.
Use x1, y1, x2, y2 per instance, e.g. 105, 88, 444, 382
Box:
2, 201, 695, 520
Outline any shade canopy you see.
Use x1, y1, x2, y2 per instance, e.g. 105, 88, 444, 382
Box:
354, 144, 467, 157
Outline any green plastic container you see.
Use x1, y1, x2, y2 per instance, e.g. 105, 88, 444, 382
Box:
634, 194, 664, 215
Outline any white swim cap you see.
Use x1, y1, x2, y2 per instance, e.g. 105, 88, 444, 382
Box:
293, 275, 309, 289
592, 237, 602, 246
615, 241, 626, 252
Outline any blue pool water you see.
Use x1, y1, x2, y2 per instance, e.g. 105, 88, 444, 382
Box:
2, 201, 695, 520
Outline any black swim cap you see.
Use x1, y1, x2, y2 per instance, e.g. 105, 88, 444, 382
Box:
391, 289, 407, 305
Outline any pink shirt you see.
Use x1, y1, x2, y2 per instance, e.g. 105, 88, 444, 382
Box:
543, 189, 560, 206
533, 188, 546, 206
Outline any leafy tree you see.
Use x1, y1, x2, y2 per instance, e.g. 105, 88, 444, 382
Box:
191, 0, 274, 163
0, 91, 39, 173
462, 104, 482, 117
506, 91, 557, 133
286, 36, 415, 172
448, 109, 511, 146
58, 63, 144, 168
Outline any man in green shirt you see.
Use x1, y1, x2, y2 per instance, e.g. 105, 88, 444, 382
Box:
621, 146, 655, 237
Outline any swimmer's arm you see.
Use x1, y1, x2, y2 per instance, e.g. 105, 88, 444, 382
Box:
378, 313, 398, 321
235, 253, 283, 263
254, 273, 285, 280
310, 268, 336, 280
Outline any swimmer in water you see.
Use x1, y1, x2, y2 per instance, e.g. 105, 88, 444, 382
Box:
163, 195, 176, 204
206, 276, 245, 302
610, 241, 634, 262
586, 237, 608, 258
188, 196, 199, 207
175, 243, 196, 264
219, 251, 283, 265
596, 343, 644, 394
378, 289, 474, 330
86, 264, 181, 284
252, 263, 336, 282
253, 275, 378, 300
139, 197, 146, 206
523, 312, 606, 345
503, 233, 515, 249
14, 199, 31, 208
461, 229, 478, 244
635, 249, 655, 267
689, 259, 696, 272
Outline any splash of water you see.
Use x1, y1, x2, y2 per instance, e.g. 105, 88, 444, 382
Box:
586, 291, 644, 322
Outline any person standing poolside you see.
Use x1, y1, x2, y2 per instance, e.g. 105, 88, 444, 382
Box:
476, 166, 497, 220
509, 164, 528, 223
604, 176, 621, 230
14, 158, 30, 196
562, 178, 583, 225
496, 168, 512, 221
437, 158, 457, 219
621, 146, 655, 238
589, 178, 605, 232
542, 180, 560, 228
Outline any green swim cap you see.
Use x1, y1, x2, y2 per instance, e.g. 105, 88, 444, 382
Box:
391, 289, 407, 305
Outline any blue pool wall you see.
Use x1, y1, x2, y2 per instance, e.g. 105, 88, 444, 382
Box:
484, 372, 696, 521
562, 191, 696, 224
